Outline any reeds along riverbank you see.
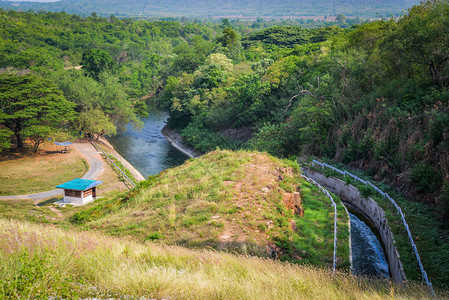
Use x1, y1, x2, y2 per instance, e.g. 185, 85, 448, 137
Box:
0, 218, 444, 299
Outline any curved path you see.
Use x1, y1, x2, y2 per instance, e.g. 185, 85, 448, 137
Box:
0, 141, 105, 201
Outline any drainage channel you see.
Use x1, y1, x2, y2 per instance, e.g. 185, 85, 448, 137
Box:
348, 211, 390, 279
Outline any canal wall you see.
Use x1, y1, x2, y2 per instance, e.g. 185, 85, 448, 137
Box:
161, 125, 201, 158
98, 137, 146, 182
302, 167, 407, 283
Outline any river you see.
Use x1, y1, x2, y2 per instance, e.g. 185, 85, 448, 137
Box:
107, 103, 188, 177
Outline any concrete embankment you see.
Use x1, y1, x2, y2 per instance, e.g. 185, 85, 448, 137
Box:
98, 137, 146, 182
161, 125, 201, 158
302, 167, 407, 283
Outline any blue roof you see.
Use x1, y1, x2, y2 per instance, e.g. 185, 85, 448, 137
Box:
54, 141, 73, 146
56, 178, 103, 191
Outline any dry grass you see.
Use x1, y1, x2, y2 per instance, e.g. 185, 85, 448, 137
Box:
0, 142, 88, 195
95, 155, 129, 194
0, 218, 443, 299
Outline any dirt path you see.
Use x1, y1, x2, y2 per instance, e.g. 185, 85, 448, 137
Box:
73, 140, 105, 180
49, 206, 63, 218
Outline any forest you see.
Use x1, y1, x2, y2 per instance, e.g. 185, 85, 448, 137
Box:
1, 0, 448, 224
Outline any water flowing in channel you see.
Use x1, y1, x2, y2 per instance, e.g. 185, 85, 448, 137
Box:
107, 103, 188, 177
349, 212, 390, 279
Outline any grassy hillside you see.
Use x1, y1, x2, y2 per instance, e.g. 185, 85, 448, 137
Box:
0, 218, 443, 299
70, 150, 350, 268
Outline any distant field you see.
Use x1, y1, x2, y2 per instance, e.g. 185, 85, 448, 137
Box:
0, 0, 419, 18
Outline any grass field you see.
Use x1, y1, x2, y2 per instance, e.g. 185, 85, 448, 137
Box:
0, 143, 88, 196
0, 218, 444, 299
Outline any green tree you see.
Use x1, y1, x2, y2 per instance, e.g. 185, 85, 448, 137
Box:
76, 109, 117, 138
81, 49, 116, 80
382, 0, 449, 87
336, 14, 346, 24
54, 70, 143, 134
0, 73, 76, 153
217, 27, 241, 61
217, 28, 238, 48
172, 37, 215, 73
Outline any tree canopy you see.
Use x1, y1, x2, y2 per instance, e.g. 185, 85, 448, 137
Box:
0, 73, 75, 153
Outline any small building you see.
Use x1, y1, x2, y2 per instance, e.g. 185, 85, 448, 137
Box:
56, 178, 103, 205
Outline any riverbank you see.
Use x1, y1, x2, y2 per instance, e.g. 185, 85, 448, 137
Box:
161, 125, 201, 158
97, 137, 146, 182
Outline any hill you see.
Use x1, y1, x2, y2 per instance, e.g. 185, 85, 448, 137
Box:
1, 218, 443, 299
70, 150, 350, 267
0, 0, 419, 18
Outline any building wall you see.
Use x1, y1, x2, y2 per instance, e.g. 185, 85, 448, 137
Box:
82, 193, 93, 204
63, 195, 84, 205
63, 188, 95, 205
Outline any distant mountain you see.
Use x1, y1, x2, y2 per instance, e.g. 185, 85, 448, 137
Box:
0, 0, 419, 18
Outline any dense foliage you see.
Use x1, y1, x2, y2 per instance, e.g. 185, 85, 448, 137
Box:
1, 1, 449, 287
156, 1, 449, 219
0, 73, 75, 153
0, 9, 215, 149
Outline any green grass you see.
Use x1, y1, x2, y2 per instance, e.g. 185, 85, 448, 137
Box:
0, 199, 61, 224
1, 218, 445, 299
310, 163, 449, 288
0, 155, 88, 196
68, 150, 350, 267
294, 180, 350, 269
71, 151, 251, 243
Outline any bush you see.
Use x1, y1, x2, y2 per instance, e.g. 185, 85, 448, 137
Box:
145, 232, 163, 241
181, 121, 243, 153
409, 163, 443, 193
440, 185, 449, 225
359, 184, 374, 198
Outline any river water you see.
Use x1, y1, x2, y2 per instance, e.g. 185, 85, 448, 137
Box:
108, 105, 389, 278
107, 104, 188, 177
349, 212, 390, 278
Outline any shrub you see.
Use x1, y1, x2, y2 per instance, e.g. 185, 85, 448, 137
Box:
359, 184, 374, 198
181, 121, 243, 153
440, 185, 449, 226
145, 232, 163, 241
257, 223, 268, 232
409, 163, 442, 193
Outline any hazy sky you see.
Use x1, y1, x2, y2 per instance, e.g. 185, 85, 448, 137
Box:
5, 0, 60, 2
